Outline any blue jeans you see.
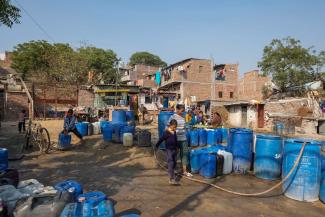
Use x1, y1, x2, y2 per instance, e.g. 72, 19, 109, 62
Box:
166, 149, 177, 180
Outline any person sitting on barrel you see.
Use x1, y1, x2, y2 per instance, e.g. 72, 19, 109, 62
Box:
62, 109, 83, 140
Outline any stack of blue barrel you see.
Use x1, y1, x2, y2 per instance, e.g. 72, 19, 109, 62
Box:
187, 128, 224, 148
190, 144, 227, 178
158, 111, 174, 149
56, 180, 141, 217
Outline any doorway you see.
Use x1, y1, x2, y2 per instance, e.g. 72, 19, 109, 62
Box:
241, 105, 247, 127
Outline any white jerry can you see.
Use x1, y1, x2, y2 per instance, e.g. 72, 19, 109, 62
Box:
123, 133, 133, 147
218, 150, 233, 174
92, 122, 101, 135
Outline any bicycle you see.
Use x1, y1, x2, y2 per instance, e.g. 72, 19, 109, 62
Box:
24, 119, 51, 154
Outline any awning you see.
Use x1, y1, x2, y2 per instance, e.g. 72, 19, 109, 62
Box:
95, 89, 139, 93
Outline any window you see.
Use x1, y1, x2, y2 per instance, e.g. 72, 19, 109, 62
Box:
145, 96, 152, 104
230, 92, 234, 98
218, 91, 223, 98
199, 65, 203, 73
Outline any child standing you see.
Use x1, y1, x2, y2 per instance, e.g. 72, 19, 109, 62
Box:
18, 109, 26, 133
156, 119, 180, 185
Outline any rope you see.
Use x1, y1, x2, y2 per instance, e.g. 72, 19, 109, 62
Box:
153, 142, 306, 197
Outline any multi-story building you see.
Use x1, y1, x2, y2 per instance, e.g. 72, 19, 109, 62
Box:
158, 58, 238, 107
120, 64, 160, 88
238, 70, 271, 101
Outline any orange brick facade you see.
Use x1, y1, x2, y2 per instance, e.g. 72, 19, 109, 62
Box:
159, 59, 239, 102
238, 70, 271, 101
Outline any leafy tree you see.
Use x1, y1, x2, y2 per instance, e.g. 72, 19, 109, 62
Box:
78, 46, 119, 84
0, 0, 21, 27
129, 51, 167, 67
11, 40, 53, 81
258, 37, 323, 92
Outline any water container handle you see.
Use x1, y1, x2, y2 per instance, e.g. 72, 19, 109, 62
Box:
78, 191, 107, 205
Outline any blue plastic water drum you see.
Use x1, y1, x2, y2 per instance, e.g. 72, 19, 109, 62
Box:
221, 128, 228, 143
54, 180, 83, 201
190, 149, 204, 173
158, 111, 174, 149
198, 129, 207, 146
60, 200, 115, 217
186, 131, 191, 145
190, 130, 199, 147
100, 121, 109, 130
126, 110, 135, 122
207, 144, 226, 153
112, 110, 127, 123
215, 129, 222, 143
120, 125, 135, 141
227, 128, 244, 152
254, 134, 283, 180
112, 122, 127, 136
0, 148, 8, 172
231, 128, 253, 174
102, 125, 113, 142
199, 152, 217, 178
320, 155, 325, 203
76, 122, 88, 137
206, 129, 217, 145
61, 191, 114, 217
58, 133, 72, 150
282, 139, 321, 202
275, 123, 285, 135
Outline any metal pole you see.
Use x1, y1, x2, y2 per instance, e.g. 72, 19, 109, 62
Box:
18, 76, 34, 120
115, 61, 119, 106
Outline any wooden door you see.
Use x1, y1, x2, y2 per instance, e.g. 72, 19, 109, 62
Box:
257, 104, 265, 128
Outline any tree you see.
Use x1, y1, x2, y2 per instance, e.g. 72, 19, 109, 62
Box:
11, 40, 53, 81
129, 51, 167, 67
0, 0, 21, 27
258, 37, 323, 92
78, 46, 119, 84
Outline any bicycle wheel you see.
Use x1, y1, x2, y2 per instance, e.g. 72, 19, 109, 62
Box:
38, 127, 51, 153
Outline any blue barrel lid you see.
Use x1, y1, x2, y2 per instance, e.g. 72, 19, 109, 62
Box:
256, 134, 281, 140
231, 128, 253, 134
285, 138, 321, 146
159, 111, 174, 114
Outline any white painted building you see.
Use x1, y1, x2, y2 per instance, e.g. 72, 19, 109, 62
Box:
224, 101, 265, 128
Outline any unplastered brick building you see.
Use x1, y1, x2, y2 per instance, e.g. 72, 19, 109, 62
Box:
238, 70, 271, 101
158, 58, 239, 104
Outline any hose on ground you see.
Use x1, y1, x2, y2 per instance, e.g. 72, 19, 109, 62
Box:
153, 142, 306, 197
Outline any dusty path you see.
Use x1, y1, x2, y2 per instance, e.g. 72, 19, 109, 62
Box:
1, 120, 325, 217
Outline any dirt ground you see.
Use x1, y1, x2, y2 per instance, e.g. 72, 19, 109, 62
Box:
1, 120, 324, 217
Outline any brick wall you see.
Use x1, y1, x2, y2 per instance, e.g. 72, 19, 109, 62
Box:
78, 89, 95, 107
183, 83, 211, 102
238, 70, 270, 101
6, 92, 29, 120
160, 59, 239, 102
215, 84, 237, 101
213, 64, 239, 101
134, 64, 160, 79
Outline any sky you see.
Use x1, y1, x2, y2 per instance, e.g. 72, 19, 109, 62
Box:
1, 0, 325, 76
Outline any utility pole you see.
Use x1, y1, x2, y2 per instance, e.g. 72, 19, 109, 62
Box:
115, 60, 119, 106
